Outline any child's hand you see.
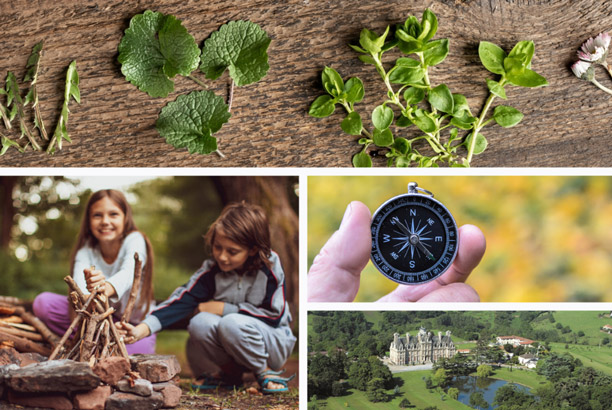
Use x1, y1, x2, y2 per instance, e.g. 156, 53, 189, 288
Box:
116, 322, 150, 344
83, 267, 116, 297
83, 267, 106, 292
197, 301, 225, 316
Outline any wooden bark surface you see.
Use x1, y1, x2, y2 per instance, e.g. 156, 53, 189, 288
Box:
0, 0, 610, 167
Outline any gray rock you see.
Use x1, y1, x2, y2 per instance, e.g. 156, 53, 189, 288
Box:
6, 359, 100, 392
116, 378, 153, 396
105, 391, 164, 410
129, 354, 181, 383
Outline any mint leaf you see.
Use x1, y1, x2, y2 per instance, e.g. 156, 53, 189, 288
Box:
353, 151, 372, 167
341, 111, 363, 135
200, 20, 271, 86
156, 90, 231, 154
423, 39, 449, 66
465, 132, 487, 155
493, 105, 523, 127
309, 95, 336, 117
372, 105, 393, 130
344, 77, 364, 103
413, 109, 436, 133
118, 10, 200, 97
373, 127, 393, 146
508, 40, 534, 68
428, 84, 453, 114
403, 87, 425, 105
389, 66, 425, 85
486, 79, 507, 99
479, 41, 506, 75
322, 66, 344, 96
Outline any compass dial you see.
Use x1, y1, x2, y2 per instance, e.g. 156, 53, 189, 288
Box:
371, 192, 458, 285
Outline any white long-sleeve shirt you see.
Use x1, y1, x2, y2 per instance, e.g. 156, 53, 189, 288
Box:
73, 231, 153, 322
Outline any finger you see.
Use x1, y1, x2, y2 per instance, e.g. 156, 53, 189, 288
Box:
377, 224, 485, 302
436, 224, 486, 285
308, 201, 372, 302
417, 283, 480, 302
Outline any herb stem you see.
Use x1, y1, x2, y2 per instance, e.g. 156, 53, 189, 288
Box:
0, 104, 11, 129
591, 78, 612, 95
373, 54, 406, 112
187, 75, 208, 89
215, 149, 226, 158
227, 79, 235, 112
467, 91, 497, 164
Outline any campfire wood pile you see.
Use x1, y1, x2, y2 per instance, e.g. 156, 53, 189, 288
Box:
0, 253, 184, 409
49, 253, 144, 365
0, 296, 59, 356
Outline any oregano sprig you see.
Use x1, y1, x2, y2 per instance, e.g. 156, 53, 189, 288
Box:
6, 72, 40, 151
118, 12, 270, 157
309, 9, 548, 167
47, 61, 80, 154
0, 42, 80, 156
24, 41, 48, 141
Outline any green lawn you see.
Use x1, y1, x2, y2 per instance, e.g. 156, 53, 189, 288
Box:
531, 311, 612, 345
487, 367, 548, 389
550, 342, 612, 376
311, 370, 471, 410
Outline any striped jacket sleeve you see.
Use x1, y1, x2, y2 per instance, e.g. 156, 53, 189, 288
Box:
142, 260, 217, 334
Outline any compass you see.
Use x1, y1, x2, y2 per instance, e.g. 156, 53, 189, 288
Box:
370, 182, 458, 285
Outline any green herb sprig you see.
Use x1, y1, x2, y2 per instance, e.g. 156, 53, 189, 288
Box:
309, 9, 548, 167
118, 11, 270, 157
0, 41, 80, 156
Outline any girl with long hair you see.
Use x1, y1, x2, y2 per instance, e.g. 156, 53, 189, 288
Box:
33, 189, 156, 354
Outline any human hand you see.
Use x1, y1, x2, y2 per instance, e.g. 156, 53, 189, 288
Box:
83, 267, 116, 297
196, 301, 225, 316
307, 201, 486, 302
83, 267, 106, 293
116, 322, 150, 344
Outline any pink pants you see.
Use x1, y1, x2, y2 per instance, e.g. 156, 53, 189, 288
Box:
33, 292, 156, 355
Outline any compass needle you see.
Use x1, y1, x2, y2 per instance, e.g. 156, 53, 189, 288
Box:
370, 182, 458, 285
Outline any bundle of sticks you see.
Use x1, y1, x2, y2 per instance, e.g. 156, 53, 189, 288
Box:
48, 253, 143, 366
0, 296, 59, 356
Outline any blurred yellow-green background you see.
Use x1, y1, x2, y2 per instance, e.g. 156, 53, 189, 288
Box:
308, 176, 612, 302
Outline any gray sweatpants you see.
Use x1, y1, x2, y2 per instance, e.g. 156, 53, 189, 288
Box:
186, 312, 296, 377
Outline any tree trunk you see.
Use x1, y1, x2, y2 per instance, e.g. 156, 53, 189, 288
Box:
211, 176, 299, 325
0, 176, 18, 250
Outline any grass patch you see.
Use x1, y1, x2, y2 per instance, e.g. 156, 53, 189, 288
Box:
487, 366, 547, 389
312, 370, 471, 410
550, 342, 612, 376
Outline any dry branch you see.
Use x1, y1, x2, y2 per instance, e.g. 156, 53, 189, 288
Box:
0, 324, 44, 342
14, 306, 60, 346
0, 330, 51, 356
121, 252, 142, 324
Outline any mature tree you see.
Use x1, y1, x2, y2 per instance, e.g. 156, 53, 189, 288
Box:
399, 397, 412, 408
447, 387, 459, 400
432, 368, 450, 388
366, 377, 388, 402
494, 384, 535, 409
476, 364, 493, 378
537, 353, 575, 381
469, 391, 489, 410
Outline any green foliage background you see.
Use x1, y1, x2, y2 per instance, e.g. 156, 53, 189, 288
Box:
308, 176, 612, 302
0, 176, 224, 300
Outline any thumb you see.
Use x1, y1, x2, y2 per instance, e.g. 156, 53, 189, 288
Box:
308, 201, 372, 302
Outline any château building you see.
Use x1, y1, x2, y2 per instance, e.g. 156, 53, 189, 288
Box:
389, 327, 456, 365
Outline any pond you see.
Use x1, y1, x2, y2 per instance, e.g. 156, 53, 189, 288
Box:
450, 375, 531, 409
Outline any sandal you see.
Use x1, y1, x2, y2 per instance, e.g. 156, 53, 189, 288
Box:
257, 369, 295, 394
191, 373, 243, 391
